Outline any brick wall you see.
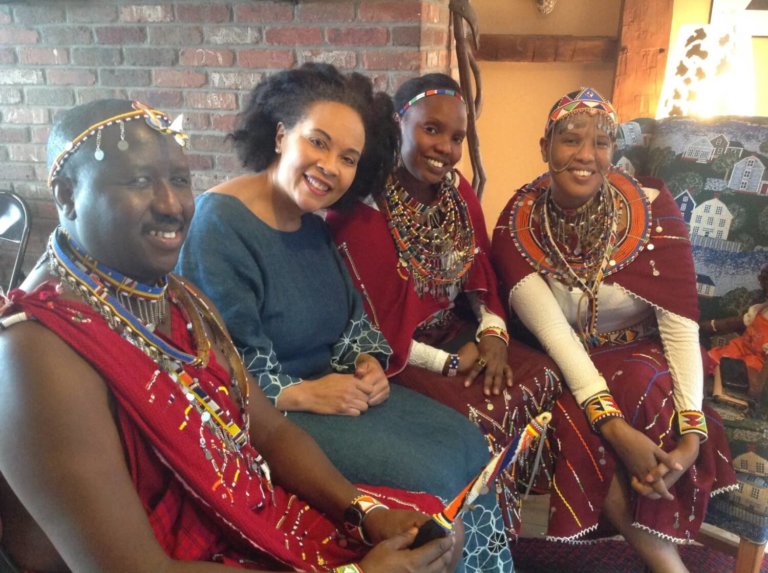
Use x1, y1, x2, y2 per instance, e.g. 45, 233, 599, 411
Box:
0, 0, 453, 286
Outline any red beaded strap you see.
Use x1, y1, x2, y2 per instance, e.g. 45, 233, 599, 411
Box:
478, 325, 510, 346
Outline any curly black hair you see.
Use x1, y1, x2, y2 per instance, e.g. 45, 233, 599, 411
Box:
393, 73, 462, 116
230, 63, 398, 209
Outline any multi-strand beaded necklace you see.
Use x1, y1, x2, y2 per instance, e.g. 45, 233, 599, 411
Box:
47, 230, 254, 458
382, 170, 475, 300
537, 181, 624, 347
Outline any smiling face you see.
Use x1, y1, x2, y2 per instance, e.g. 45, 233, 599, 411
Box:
540, 113, 614, 209
55, 121, 193, 283
397, 94, 467, 190
272, 100, 365, 217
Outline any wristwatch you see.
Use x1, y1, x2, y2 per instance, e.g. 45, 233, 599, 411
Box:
342, 494, 389, 545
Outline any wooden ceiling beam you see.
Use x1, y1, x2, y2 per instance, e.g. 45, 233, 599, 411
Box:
477, 34, 618, 64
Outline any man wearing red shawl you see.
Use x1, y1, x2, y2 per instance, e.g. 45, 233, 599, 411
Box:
0, 99, 459, 573
491, 87, 736, 572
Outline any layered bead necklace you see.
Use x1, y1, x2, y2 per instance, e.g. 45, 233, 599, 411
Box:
538, 181, 624, 347
47, 229, 253, 454
382, 170, 475, 300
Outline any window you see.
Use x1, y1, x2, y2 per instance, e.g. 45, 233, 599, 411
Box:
695, 215, 703, 224
716, 206, 723, 215
707, 216, 714, 225
705, 204, 712, 213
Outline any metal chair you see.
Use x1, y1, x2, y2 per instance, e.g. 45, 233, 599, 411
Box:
0, 190, 31, 294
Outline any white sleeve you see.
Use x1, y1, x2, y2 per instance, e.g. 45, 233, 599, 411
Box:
509, 273, 608, 405
654, 307, 703, 411
408, 339, 451, 373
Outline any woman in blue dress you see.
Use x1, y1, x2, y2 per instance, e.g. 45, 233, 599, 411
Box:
176, 63, 512, 572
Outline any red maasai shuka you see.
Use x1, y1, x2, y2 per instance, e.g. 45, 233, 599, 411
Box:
3, 283, 443, 570
327, 171, 505, 376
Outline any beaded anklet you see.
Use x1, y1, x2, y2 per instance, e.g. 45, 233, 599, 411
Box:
584, 392, 624, 432
676, 410, 708, 442
443, 353, 460, 377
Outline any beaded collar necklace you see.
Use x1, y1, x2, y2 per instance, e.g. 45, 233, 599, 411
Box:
538, 181, 623, 346
382, 170, 475, 300
48, 229, 205, 366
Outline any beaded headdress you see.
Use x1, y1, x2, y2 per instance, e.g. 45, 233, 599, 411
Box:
47, 100, 188, 188
397, 88, 465, 117
544, 87, 618, 138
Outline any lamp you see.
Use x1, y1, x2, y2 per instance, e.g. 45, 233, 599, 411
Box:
656, 21, 756, 119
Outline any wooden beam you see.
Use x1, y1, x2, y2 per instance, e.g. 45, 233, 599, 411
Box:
477, 34, 618, 64
612, 0, 674, 121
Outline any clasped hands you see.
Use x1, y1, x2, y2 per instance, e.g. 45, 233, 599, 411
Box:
601, 418, 700, 501
455, 336, 513, 396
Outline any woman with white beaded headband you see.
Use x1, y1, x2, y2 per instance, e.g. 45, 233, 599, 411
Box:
326, 73, 562, 545
491, 87, 737, 572
0, 98, 460, 573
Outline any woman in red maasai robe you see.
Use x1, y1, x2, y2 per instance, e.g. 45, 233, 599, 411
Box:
327, 74, 562, 540
1, 281, 445, 571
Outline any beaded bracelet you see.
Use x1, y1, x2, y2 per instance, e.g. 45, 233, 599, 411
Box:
478, 325, 510, 346
343, 494, 389, 546
443, 353, 460, 377
583, 392, 624, 432
676, 410, 708, 442
334, 564, 364, 573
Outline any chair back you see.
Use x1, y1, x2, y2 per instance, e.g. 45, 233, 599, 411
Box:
0, 190, 31, 294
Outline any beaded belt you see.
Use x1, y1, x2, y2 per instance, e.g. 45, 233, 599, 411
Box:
592, 317, 657, 347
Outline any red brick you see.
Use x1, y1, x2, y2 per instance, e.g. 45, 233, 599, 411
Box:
299, 50, 357, 69
18, 48, 69, 66
148, 26, 203, 46
299, 2, 355, 22
0, 88, 22, 104
205, 25, 260, 45
210, 113, 238, 133
186, 92, 237, 111
8, 144, 45, 163
0, 127, 29, 144
238, 49, 295, 69
392, 26, 421, 47
100, 69, 151, 87
119, 5, 173, 23
12, 5, 65, 24
421, 27, 449, 48
176, 4, 231, 23
327, 27, 388, 46
29, 199, 58, 221
77, 89, 129, 105
180, 48, 234, 67
47, 69, 97, 86
235, 3, 293, 23
1, 107, 48, 124
69, 5, 118, 23
0, 164, 36, 181
180, 112, 210, 131
0, 28, 39, 45
359, 2, 422, 23
363, 50, 421, 71
0, 7, 10, 25
123, 47, 177, 67
0, 48, 15, 65
31, 126, 50, 144
209, 71, 263, 91
215, 155, 244, 172
95, 26, 147, 45
41, 26, 93, 46
265, 26, 323, 45
126, 90, 183, 109
26, 87, 75, 107
154, 70, 207, 88
72, 47, 123, 67
186, 154, 214, 171
193, 172, 229, 192
0, 70, 43, 86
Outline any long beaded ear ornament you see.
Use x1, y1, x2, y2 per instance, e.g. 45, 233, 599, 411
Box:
94, 129, 104, 161
117, 121, 129, 151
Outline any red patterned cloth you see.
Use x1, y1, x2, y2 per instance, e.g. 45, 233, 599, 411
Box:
2, 283, 442, 569
492, 172, 737, 543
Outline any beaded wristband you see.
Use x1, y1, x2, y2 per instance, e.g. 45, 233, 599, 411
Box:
584, 392, 624, 432
676, 410, 708, 441
343, 494, 389, 545
478, 326, 510, 346
334, 565, 364, 573
443, 353, 460, 377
